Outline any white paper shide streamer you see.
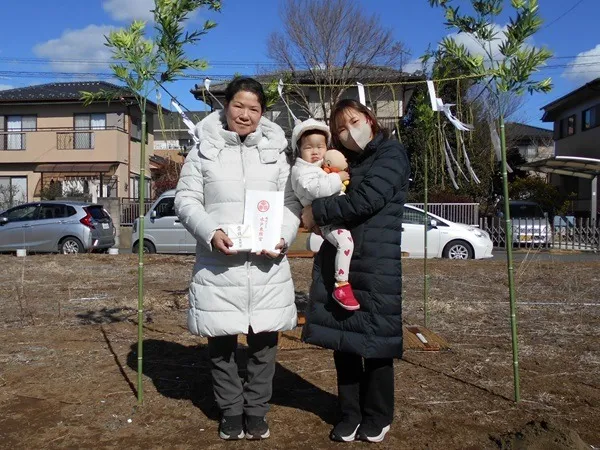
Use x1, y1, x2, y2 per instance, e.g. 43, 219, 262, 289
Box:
277, 79, 300, 125
427, 80, 474, 131
171, 100, 199, 145
357, 82, 366, 107
427, 80, 480, 187
204, 78, 224, 109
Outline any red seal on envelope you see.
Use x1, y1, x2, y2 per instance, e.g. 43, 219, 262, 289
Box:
257, 200, 270, 212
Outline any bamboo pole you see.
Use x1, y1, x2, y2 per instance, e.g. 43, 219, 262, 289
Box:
499, 114, 520, 402
137, 105, 147, 405
423, 140, 430, 327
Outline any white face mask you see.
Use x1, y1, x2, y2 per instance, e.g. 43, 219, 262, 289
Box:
339, 120, 372, 152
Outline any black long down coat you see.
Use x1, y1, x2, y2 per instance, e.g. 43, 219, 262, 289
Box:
301, 133, 410, 359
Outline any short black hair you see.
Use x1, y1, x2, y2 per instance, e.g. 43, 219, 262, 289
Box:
224, 77, 266, 113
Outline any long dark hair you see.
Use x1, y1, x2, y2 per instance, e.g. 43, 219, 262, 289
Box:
224, 76, 266, 113
329, 99, 388, 151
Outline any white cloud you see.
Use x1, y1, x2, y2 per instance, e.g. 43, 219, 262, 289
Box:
0, 84, 14, 91
403, 58, 426, 74
33, 25, 115, 73
103, 0, 154, 22
447, 24, 509, 62
563, 44, 600, 84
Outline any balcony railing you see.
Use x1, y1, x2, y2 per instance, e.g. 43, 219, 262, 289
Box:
0, 126, 127, 153
57, 131, 95, 150
0, 132, 27, 150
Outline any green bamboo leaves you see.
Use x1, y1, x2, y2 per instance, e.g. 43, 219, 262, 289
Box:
80, 0, 221, 406
429, 0, 554, 403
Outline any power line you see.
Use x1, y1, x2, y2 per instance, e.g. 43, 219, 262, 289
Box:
1, 54, 600, 67
542, 0, 587, 29
0, 56, 285, 67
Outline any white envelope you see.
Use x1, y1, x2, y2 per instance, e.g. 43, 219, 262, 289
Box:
225, 224, 253, 252
243, 190, 284, 253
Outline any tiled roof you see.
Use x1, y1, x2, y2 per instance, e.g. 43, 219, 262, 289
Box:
541, 77, 600, 122
0, 81, 140, 104
506, 122, 553, 140
191, 66, 424, 98
155, 110, 210, 131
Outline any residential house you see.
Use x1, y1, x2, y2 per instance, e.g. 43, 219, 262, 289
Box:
523, 78, 600, 219
0, 81, 160, 209
153, 110, 209, 163
190, 66, 423, 142
506, 122, 553, 163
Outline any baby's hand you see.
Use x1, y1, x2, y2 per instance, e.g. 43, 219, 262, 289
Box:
338, 170, 350, 182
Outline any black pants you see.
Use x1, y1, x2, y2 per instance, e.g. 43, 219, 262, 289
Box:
333, 351, 394, 427
207, 329, 279, 417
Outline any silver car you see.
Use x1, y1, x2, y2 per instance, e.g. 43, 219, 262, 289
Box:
507, 200, 552, 246
132, 189, 196, 254
0, 201, 115, 254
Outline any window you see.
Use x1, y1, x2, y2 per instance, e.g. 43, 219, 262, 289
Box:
39, 204, 76, 220
153, 197, 176, 218
0, 176, 27, 210
74, 113, 106, 149
509, 203, 545, 219
2, 204, 38, 222
404, 208, 426, 225
403, 207, 448, 227
557, 115, 576, 139
86, 205, 110, 220
131, 116, 149, 143
567, 115, 575, 136
129, 176, 151, 200
582, 105, 600, 131
2, 115, 36, 150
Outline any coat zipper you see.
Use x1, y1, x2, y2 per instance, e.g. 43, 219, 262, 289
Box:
240, 142, 253, 327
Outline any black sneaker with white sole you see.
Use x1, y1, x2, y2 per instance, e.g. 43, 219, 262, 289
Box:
329, 421, 361, 442
356, 423, 391, 443
218, 414, 245, 440
245, 415, 270, 440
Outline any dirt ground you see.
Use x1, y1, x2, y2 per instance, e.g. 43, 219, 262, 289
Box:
0, 253, 598, 449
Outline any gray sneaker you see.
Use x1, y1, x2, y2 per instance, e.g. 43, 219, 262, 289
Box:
244, 415, 270, 440
219, 415, 244, 440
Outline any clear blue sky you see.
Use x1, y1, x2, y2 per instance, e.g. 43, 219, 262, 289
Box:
0, 0, 598, 127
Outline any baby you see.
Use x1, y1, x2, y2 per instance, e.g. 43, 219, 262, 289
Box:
290, 119, 359, 311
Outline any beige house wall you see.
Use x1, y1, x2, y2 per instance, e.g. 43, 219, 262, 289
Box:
1, 102, 156, 202
0, 165, 39, 202
3, 129, 129, 164
305, 86, 405, 121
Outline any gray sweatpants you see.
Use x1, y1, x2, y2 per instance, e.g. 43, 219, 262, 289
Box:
207, 329, 279, 417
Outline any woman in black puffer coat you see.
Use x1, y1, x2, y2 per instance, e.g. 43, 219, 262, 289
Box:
301, 99, 410, 444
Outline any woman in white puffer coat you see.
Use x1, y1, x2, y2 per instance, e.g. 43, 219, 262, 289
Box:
175, 77, 301, 441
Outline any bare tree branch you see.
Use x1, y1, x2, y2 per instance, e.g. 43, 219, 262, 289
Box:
267, 0, 409, 120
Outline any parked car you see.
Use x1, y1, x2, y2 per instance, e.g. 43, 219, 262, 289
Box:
553, 214, 575, 239
0, 201, 115, 254
501, 200, 552, 246
132, 189, 196, 254
308, 204, 494, 259
133, 193, 493, 259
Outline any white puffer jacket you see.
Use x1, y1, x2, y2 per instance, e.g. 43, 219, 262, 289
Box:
175, 111, 301, 337
291, 157, 343, 207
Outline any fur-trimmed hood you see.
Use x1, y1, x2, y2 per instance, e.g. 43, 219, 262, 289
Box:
195, 110, 288, 163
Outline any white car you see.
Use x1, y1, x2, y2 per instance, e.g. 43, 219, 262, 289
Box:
308, 204, 493, 259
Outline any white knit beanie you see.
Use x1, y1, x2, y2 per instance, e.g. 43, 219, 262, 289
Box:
291, 118, 331, 152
